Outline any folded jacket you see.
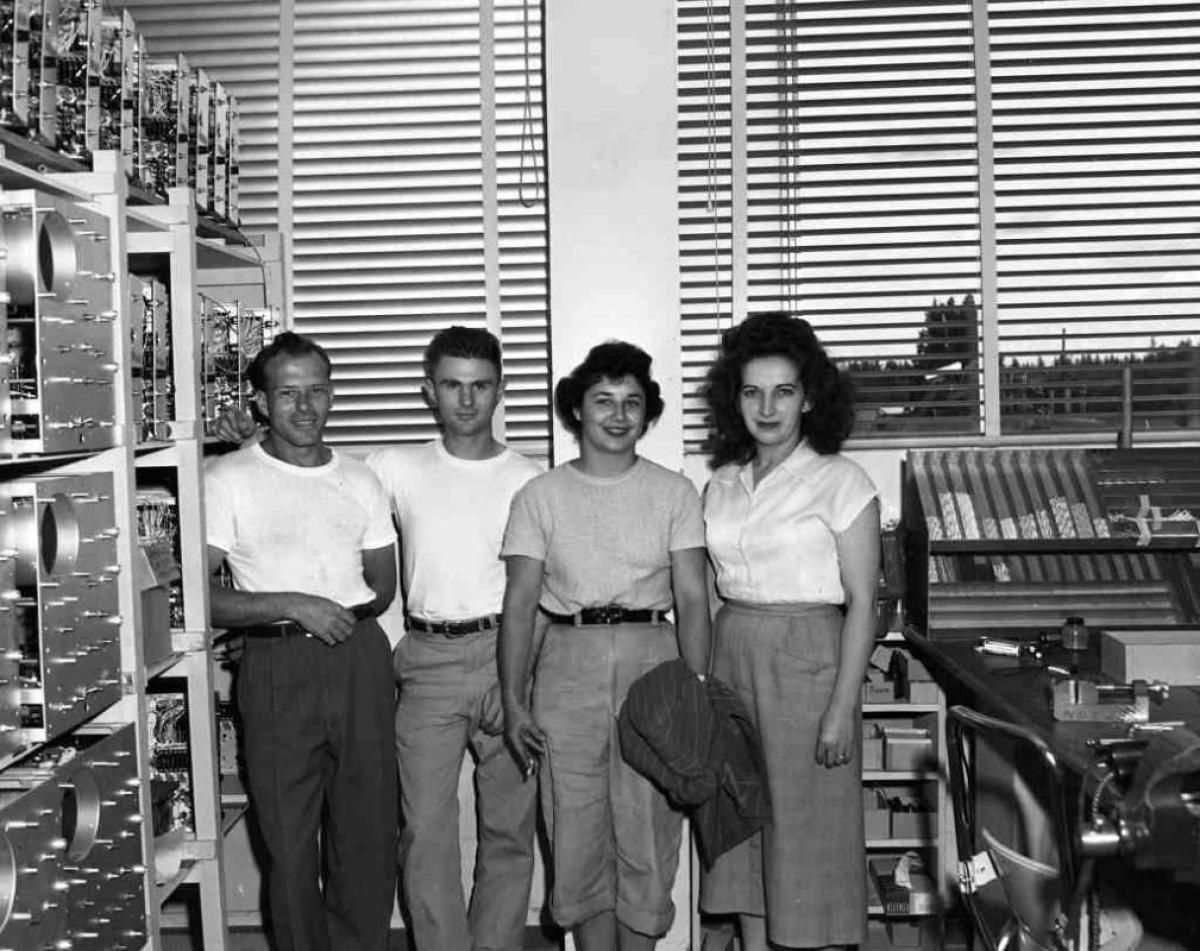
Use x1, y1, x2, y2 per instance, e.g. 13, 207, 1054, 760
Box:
618, 658, 771, 868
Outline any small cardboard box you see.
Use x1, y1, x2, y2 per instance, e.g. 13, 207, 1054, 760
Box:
887, 920, 924, 949
864, 807, 890, 840
862, 668, 895, 703
864, 788, 890, 839
866, 920, 889, 947
862, 724, 885, 770
890, 808, 934, 841
1099, 628, 1200, 686
883, 729, 934, 772
908, 680, 940, 704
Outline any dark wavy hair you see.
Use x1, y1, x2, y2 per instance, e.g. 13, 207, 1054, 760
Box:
554, 341, 665, 438
703, 313, 855, 467
423, 325, 502, 378
249, 331, 332, 393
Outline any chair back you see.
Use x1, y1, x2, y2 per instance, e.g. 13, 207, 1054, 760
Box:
946, 705, 1078, 951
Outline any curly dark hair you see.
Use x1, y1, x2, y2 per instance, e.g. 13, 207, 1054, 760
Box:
703, 313, 855, 467
554, 340, 665, 438
249, 331, 332, 393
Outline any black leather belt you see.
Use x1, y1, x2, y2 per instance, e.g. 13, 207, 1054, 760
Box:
541, 606, 667, 627
242, 621, 311, 639
407, 614, 501, 637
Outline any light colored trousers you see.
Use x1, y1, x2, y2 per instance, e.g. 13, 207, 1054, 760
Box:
394, 627, 538, 951
534, 621, 683, 937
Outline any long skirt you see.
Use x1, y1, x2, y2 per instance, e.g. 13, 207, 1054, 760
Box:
701, 601, 866, 948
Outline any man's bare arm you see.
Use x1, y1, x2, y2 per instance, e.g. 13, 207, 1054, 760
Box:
207, 544, 357, 644
359, 542, 398, 618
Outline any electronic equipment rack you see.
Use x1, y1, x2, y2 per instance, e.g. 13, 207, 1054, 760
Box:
0, 145, 280, 950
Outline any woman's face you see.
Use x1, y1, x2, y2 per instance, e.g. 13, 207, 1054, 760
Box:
576, 375, 646, 456
738, 355, 808, 453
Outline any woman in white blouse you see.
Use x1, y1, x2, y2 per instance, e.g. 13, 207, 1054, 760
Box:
701, 313, 881, 950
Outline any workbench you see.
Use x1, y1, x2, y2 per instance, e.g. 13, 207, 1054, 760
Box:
904, 628, 1200, 948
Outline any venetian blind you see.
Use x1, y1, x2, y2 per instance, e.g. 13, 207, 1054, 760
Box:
988, 1, 1200, 436
680, 0, 1200, 452
289, 0, 550, 455
117, 0, 283, 231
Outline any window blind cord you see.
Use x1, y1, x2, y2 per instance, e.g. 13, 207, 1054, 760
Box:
517, 0, 544, 209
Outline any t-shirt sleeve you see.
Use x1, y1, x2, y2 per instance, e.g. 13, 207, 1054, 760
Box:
363, 447, 385, 485
363, 448, 400, 516
500, 482, 547, 561
668, 477, 707, 551
204, 465, 236, 553
827, 458, 880, 533
359, 469, 399, 550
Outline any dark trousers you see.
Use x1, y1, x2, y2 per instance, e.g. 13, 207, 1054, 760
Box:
237, 618, 398, 951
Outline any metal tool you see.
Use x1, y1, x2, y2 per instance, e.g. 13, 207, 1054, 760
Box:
1052, 677, 1169, 723
975, 636, 1043, 661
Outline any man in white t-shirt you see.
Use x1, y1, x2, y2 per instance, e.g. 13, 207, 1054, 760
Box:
205, 332, 399, 951
366, 327, 541, 951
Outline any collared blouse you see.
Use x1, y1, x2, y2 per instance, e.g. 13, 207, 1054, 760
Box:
704, 441, 879, 605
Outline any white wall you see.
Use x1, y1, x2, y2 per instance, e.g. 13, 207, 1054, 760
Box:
545, 0, 683, 471
540, 0, 910, 506
544, 3, 693, 948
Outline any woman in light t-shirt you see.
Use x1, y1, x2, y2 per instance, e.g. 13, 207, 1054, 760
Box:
499, 341, 710, 951
701, 314, 880, 951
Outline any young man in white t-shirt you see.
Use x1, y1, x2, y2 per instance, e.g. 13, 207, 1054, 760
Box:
366, 327, 541, 951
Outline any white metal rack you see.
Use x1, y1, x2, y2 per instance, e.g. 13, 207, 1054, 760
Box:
0, 145, 278, 950
861, 631, 953, 950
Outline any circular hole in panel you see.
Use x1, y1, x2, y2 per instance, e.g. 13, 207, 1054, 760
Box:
38, 210, 78, 302
39, 494, 81, 577
62, 768, 102, 862
0, 833, 15, 931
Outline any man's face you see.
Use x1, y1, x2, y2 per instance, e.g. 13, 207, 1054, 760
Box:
423, 356, 503, 439
254, 352, 333, 450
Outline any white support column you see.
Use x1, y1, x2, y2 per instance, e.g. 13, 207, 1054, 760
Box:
81, 151, 167, 950
182, 648, 230, 949
545, 0, 683, 471
545, 6, 693, 949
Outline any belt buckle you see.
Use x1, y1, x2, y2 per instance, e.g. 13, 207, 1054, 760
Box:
596, 605, 624, 625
